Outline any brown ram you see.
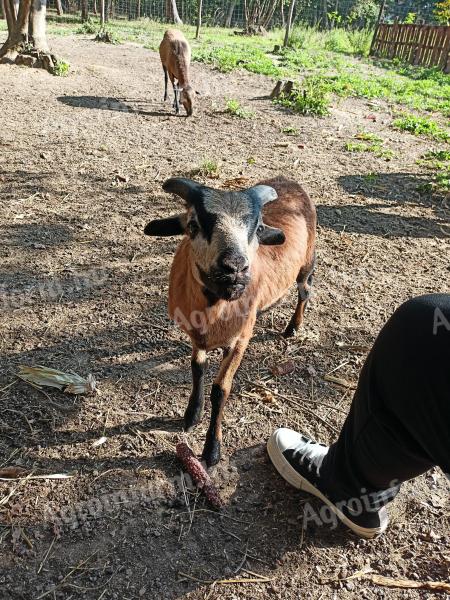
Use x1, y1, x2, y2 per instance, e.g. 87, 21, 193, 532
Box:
145, 176, 316, 466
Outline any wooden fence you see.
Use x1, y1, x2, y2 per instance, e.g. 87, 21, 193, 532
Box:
370, 24, 450, 72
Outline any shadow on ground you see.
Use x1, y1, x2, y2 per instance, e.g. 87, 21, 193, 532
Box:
57, 95, 180, 117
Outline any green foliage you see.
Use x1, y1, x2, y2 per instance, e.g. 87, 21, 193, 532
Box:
355, 131, 382, 142
53, 60, 70, 76
434, 0, 450, 25
225, 99, 254, 119
346, 29, 372, 56
76, 19, 97, 34
422, 149, 450, 161
392, 114, 450, 142
190, 158, 219, 177
275, 77, 330, 117
281, 126, 299, 135
403, 12, 417, 24
324, 29, 353, 53
418, 149, 450, 193
95, 29, 120, 44
345, 136, 394, 160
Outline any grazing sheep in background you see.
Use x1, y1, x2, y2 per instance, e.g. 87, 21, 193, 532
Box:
159, 29, 194, 116
144, 176, 316, 466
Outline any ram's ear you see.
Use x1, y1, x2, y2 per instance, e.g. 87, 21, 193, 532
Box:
257, 224, 285, 245
144, 214, 187, 236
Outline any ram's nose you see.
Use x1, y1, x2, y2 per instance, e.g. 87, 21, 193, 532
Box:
218, 251, 249, 275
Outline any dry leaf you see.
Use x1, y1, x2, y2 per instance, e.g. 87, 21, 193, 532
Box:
92, 436, 107, 447
18, 365, 96, 395
0, 466, 27, 479
270, 360, 295, 377
260, 389, 278, 405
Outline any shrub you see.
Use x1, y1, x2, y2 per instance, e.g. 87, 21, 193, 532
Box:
324, 29, 352, 53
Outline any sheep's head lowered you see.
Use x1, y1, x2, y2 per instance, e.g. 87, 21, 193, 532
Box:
145, 177, 286, 301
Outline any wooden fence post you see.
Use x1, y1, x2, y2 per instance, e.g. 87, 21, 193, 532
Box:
370, 0, 386, 56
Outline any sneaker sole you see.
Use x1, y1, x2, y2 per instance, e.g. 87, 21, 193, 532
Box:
267, 433, 387, 539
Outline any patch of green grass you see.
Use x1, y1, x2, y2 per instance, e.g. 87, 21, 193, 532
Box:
417, 150, 450, 193
225, 99, 254, 119
53, 59, 70, 76
345, 134, 394, 160
76, 20, 97, 34
355, 131, 382, 142
275, 76, 330, 117
190, 158, 219, 177
281, 126, 299, 135
422, 149, 450, 161
392, 114, 450, 142
345, 141, 369, 152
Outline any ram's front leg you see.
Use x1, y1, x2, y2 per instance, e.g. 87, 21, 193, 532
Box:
202, 337, 250, 467
184, 346, 207, 432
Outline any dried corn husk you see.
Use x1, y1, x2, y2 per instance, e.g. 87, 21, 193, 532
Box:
17, 365, 96, 395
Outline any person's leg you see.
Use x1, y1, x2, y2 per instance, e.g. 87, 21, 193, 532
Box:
322, 293, 450, 498
268, 294, 450, 537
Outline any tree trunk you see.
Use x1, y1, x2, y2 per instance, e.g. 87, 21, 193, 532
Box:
31, 0, 49, 52
0, 0, 57, 71
55, 0, 63, 15
280, 0, 285, 27
80, 0, 88, 21
195, 0, 202, 38
224, 1, 235, 26
100, 0, 104, 26
283, 0, 295, 46
165, 0, 182, 23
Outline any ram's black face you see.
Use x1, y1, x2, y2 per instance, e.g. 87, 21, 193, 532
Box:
144, 178, 285, 302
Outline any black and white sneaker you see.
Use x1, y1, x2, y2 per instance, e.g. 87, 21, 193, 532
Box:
267, 428, 388, 539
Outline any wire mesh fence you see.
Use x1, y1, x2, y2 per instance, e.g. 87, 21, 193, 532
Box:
1, 0, 442, 30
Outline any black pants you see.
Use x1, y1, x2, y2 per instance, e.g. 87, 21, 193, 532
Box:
321, 294, 450, 507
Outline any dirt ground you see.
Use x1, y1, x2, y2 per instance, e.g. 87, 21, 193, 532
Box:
0, 35, 449, 600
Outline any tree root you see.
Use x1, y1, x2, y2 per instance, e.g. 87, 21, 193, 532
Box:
0, 42, 58, 73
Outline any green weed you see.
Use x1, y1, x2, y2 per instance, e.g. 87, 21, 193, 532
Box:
53, 59, 70, 76
190, 158, 219, 177
355, 131, 383, 142
345, 135, 394, 160
392, 114, 450, 142
76, 20, 97, 34
225, 99, 254, 119
281, 126, 299, 135
275, 76, 330, 117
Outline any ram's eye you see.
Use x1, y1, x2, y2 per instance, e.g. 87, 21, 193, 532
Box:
257, 225, 264, 235
187, 221, 199, 237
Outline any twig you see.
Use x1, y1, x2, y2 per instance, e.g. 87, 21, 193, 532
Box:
233, 542, 248, 574
178, 508, 250, 525
37, 537, 56, 574
35, 552, 98, 599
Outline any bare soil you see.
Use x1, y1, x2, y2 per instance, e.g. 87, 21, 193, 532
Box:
0, 35, 449, 600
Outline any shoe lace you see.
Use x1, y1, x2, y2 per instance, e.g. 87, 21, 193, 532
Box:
292, 439, 325, 477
